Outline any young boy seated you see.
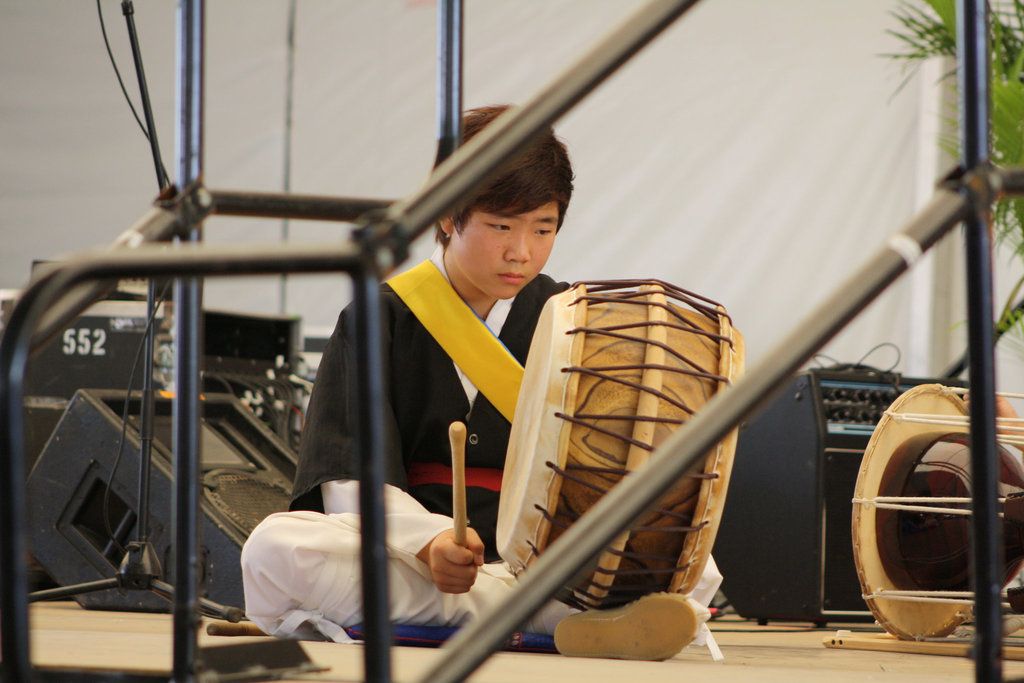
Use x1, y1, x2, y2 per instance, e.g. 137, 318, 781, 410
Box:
240, 105, 721, 660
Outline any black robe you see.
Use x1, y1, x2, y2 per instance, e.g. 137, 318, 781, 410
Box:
291, 273, 568, 561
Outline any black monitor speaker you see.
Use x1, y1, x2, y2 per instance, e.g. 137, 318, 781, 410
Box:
26, 389, 296, 612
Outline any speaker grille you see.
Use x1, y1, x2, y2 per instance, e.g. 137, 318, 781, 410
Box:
205, 470, 291, 537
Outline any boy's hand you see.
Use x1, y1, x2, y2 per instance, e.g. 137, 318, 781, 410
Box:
417, 528, 485, 594
963, 393, 1020, 420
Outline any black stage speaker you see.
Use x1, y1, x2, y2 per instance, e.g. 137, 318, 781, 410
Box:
27, 389, 296, 612
712, 369, 962, 625
23, 396, 70, 473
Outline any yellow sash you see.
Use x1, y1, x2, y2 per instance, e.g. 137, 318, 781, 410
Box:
387, 260, 524, 423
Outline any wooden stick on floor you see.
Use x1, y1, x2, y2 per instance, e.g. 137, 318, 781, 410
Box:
206, 621, 268, 637
449, 421, 467, 546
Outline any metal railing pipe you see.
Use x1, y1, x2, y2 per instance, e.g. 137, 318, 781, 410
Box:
208, 190, 391, 222
0, 241, 363, 682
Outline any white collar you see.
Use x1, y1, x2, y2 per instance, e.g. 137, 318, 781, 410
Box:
429, 245, 514, 335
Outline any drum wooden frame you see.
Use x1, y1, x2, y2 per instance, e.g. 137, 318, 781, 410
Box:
498, 280, 744, 610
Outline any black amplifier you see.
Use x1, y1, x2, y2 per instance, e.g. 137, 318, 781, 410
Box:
712, 368, 964, 625
24, 299, 168, 400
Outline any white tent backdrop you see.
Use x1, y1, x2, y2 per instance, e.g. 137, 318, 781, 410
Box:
3, 0, 1023, 387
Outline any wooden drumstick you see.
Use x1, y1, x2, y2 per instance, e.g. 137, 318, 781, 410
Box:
449, 421, 468, 546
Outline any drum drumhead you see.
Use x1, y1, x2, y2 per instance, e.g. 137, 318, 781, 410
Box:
497, 285, 584, 574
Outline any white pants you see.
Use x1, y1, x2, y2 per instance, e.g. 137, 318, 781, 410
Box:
240, 510, 576, 642
240, 510, 723, 644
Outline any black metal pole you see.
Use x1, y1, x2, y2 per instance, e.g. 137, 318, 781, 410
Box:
417, 189, 969, 683
137, 279, 158, 545
434, 0, 463, 167
957, 2, 1001, 681
351, 264, 392, 683
172, 0, 204, 679
122, 0, 170, 552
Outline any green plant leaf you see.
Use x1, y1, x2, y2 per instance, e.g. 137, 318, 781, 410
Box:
887, 1, 1024, 340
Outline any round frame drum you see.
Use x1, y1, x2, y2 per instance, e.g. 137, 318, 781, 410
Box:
852, 383, 972, 639
497, 280, 743, 609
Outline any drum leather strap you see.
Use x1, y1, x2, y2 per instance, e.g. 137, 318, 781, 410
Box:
387, 259, 524, 423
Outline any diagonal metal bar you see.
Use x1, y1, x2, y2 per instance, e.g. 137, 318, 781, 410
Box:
417, 188, 968, 683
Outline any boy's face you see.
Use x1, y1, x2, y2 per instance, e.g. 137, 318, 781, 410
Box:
442, 201, 559, 318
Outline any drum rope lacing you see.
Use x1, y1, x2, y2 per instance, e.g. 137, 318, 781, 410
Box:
568, 357, 725, 380
557, 366, 699, 418
527, 459, 711, 602
862, 588, 1012, 607
534, 463, 712, 535
552, 411, 669, 450
522, 539, 696, 571
566, 305, 734, 346
853, 399, 1024, 513
565, 326, 723, 371
852, 496, 1003, 516
542, 460, 716, 499
586, 318, 733, 345
883, 412, 1024, 447
573, 278, 734, 329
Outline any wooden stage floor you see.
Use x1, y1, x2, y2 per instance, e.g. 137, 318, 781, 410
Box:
19, 601, 1024, 681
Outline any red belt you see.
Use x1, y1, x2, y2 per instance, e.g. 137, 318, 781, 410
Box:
407, 461, 503, 492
